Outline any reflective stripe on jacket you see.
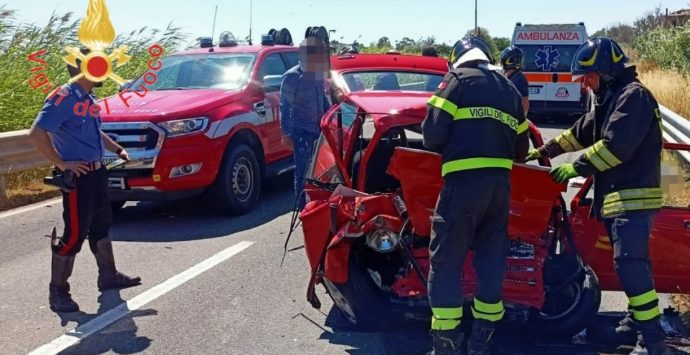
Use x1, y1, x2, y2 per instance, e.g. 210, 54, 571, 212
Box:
422, 65, 529, 183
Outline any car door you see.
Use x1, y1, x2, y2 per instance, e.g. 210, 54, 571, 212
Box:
258, 52, 289, 159
569, 143, 690, 294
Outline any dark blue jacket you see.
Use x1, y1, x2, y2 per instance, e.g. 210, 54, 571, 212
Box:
279, 65, 330, 137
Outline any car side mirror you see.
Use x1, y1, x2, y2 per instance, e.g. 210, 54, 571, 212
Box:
119, 80, 133, 92
262, 75, 283, 93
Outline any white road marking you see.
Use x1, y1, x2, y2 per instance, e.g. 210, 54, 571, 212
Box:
0, 198, 60, 220
28, 240, 255, 355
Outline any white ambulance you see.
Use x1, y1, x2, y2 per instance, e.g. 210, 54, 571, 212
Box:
511, 23, 588, 117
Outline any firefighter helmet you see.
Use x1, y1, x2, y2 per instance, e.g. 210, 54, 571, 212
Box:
449, 36, 493, 66
500, 46, 524, 71
572, 37, 628, 78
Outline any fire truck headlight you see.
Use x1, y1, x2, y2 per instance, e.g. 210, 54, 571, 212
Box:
158, 117, 209, 137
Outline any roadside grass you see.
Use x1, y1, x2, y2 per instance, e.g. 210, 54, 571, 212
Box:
0, 167, 59, 212
637, 65, 690, 120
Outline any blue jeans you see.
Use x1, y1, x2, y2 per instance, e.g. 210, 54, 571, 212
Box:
292, 130, 319, 210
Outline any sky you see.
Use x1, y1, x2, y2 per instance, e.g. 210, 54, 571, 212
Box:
3, 0, 688, 47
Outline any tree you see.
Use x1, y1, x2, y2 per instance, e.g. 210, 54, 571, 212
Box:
395, 37, 417, 52
376, 36, 391, 48
464, 27, 498, 59
494, 37, 510, 52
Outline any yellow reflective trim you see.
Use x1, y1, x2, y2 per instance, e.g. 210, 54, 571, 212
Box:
629, 290, 659, 307
473, 299, 504, 313
578, 48, 598, 67
602, 199, 663, 217
593, 141, 622, 167
555, 133, 576, 152
454, 107, 520, 132
428, 95, 459, 117
432, 307, 463, 319
633, 307, 661, 321
612, 44, 624, 63
431, 307, 463, 330
471, 308, 505, 322
563, 129, 585, 150
584, 147, 611, 171
442, 157, 513, 176
517, 120, 529, 134
603, 188, 663, 205
654, 108, 661, 120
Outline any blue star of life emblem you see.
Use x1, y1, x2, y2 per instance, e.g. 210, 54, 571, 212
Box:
535, 46, 560, 71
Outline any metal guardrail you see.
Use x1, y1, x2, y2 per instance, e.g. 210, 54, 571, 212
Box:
0, 105, 689, 200
660, 105, 690, 164
0, 130, 49, 199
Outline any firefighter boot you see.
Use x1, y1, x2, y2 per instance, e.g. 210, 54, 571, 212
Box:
467, 320, 496, 355
601, 311, 638, 345
429, 327, 464, 355
49, 253, 79, 312
91, 238, 141, 291
629, 320, 670, 355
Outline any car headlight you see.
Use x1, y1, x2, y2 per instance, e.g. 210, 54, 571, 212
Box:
158, 117, 209, 137
366, 229, 400, 253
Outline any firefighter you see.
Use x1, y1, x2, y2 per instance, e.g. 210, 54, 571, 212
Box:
499, 46, 530, 115
29, 49, 141, 313
527, 37, 668, 355
422, 36, 529, 355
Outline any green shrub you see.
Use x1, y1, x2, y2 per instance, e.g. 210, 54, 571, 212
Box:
635, 24, 690, 74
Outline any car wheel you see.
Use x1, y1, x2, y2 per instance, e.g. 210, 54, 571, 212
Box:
528, 263, 601, 337
211, 143, 261, 215
321, 257, 398, 331
110, 201, 126, 213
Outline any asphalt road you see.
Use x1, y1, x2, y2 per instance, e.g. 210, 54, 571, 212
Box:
0, 119, 688, 355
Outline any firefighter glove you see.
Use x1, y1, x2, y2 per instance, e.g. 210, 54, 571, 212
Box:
525, 148, 541, 162
549, 163, 578, 183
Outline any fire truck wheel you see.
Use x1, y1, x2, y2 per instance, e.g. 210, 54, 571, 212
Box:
321, 256, 397, 331
529, 264, 601, 337
212, 143, 261, 215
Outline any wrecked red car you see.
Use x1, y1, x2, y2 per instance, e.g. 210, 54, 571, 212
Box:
299, 53, 690, 335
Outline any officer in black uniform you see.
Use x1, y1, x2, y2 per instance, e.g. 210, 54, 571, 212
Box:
528, 37, 668, 355
499, 46, 530, 115
29, 50, 141, 313
422, 36, 529, 355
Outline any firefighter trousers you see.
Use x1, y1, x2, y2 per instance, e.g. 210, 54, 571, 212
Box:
428, 173, 510, 330
604, 212, 662, 323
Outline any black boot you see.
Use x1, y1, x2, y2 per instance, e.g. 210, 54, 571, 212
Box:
601, 312, 638, 345
467, 320, 496, 355
49, 253, 79, 312
630, 320, 670, 355
91, 238, 141, 291
430, 327, 464, 355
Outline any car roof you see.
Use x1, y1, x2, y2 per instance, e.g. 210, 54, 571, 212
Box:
173, 45, 297, 56
331, 54, 449, 73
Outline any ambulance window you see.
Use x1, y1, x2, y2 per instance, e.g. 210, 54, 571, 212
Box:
520, 45, 579, 72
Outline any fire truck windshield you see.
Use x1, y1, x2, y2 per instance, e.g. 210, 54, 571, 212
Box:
137, 53, 256, 91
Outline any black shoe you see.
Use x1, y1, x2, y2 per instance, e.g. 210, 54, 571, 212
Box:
601, 314, 638, 345
430, 328, 464, 355
98, 271, 141, 291
467, 320, 496, 355
49, 283, 79, 313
